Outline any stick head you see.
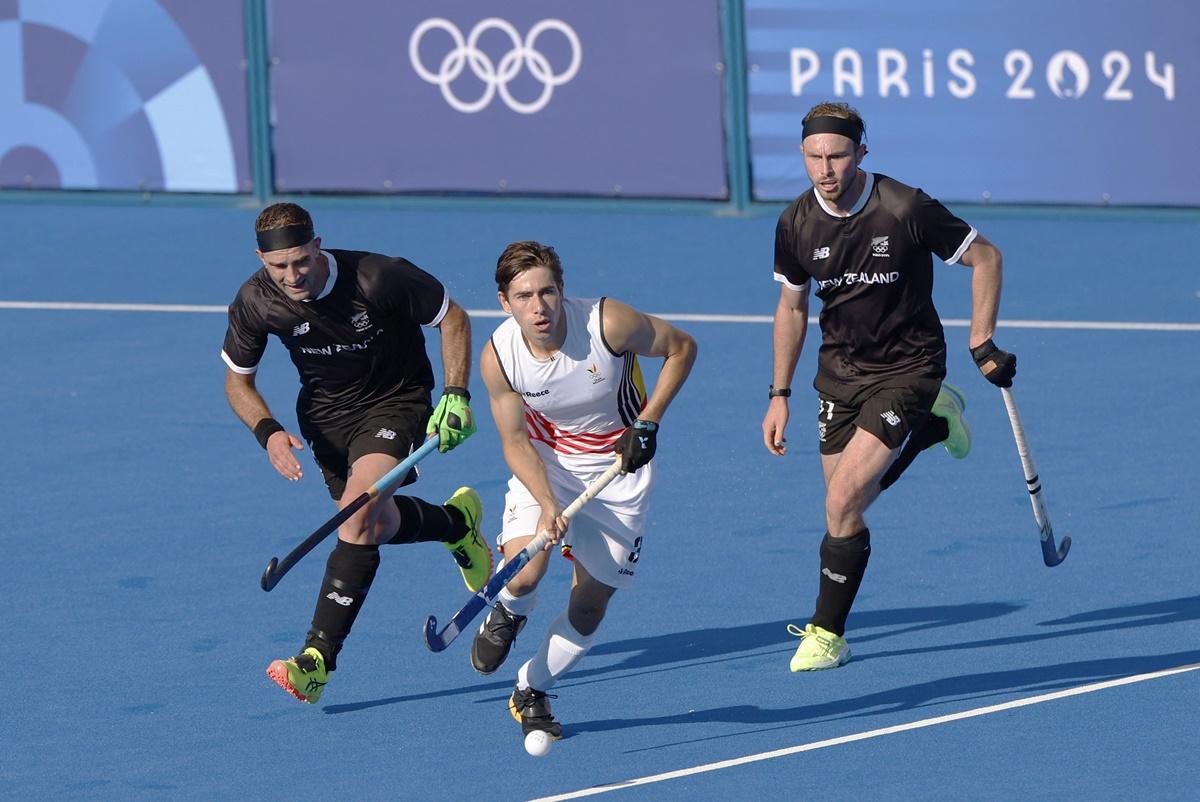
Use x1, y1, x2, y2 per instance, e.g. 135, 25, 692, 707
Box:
261, 557, 280, 592
423, 616, 447, 652
1042, 535, 1071, 567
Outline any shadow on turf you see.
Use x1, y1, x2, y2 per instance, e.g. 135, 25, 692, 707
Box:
322, 601, 1020, 714
570, 595, 1200, 743
573, 648, 1200, 745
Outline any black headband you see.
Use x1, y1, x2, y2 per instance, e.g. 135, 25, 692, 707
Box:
256, 224, 314, 252
802, 116, 863, 145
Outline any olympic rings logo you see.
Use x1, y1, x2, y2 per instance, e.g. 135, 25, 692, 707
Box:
408, 18, 582, 114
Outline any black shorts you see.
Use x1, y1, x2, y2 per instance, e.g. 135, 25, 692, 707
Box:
299, 397, 431, 500
815, 375, 941, 455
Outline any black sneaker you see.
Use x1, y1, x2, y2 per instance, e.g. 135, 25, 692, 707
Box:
471, 604, 527, 675
508, 684, 562, 738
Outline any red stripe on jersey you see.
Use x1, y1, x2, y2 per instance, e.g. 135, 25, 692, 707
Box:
525, 408, 624, 455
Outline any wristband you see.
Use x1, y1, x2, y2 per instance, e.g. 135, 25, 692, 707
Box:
970, 339, 997, 364
768, 386, 791, 399
633, 419, 659, 432
253, 418, 285, 449
443, 385, 471, 402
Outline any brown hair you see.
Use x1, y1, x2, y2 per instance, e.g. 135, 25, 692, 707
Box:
495, 241, 564, 294
255, 202, 313, 232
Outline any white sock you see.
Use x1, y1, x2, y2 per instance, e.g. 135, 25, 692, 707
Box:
517, 612, 595, 691
497, 585, 537, 617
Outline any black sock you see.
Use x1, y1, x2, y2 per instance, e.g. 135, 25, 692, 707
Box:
305, 540, 380, 671
810, 529, 871, 637
879, 417, 950, 490
386, 495, 468, 544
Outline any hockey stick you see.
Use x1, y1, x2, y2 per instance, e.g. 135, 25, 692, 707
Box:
1000, 387, 1071, 567
260, 430, 445, 592
423, 456, 625, 652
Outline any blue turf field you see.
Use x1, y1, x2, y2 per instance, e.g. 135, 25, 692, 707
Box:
3, 201, 1198, 800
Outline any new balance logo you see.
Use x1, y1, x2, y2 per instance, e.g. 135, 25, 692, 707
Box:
822, 567, 847, 584
880, 410, 901, 426
292, 322, 310, 337
812, 246, 830, 260
326, 591, 354, 606
375, 428, 397, 440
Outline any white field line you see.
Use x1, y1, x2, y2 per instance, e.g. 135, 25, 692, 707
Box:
1, 301, 1197, 331
527, 662, 1200, 802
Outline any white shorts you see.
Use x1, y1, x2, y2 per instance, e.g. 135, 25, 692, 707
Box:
497, 457, 654, 590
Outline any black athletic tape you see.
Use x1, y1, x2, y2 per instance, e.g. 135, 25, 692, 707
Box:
256, 224, 314, 252
329, 575, 373, 596
802, 116, 863, 144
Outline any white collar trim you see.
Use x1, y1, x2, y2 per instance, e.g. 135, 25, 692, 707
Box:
306, 250, 338, 301
815, 172, 874, 218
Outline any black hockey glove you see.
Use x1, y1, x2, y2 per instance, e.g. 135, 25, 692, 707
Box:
615, 420, 658, 474
971, 339, 1017, 388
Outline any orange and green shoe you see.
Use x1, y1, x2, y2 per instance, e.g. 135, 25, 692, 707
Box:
266, 647, 329, 704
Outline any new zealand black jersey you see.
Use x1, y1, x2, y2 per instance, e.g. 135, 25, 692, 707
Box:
774, 173, 976, 388
221, 249, 448, 424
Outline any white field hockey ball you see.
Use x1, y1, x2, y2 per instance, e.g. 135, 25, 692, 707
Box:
524, 729, 552, 757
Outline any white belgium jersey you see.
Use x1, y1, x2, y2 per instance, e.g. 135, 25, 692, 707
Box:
490, 296, 646, 469
491, 296, 654, 589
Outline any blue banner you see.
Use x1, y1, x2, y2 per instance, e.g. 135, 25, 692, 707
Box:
268, 0, 728, 198
745, 0, 1197, 205
0, 0, 250, 193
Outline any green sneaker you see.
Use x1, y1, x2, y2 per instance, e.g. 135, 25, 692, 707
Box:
788, 623, 851, 671
931, 382, 971, 459
443, 487, 493, 592
266, 647, 329, 703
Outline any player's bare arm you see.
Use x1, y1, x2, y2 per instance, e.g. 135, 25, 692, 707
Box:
425, 299, 477, 451
436, 299, 473, 388
480, 343, 566, 542
958, 234, 1017, 387
958, 234, 1003, 350
224, 368, 305, 481
599, 298, 697, 424
763, 282, 809, 456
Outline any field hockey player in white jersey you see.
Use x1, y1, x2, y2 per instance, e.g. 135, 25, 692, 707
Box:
476, 240, 698, 741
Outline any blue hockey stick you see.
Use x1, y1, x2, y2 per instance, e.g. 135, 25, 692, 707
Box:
1001, 387, 1071, 567
260, 432, 444, 591
423, 457, 624, 652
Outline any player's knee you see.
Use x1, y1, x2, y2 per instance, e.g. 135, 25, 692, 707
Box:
506, 572, 541, 596
338, 500, 396, 545
567, 597, 609, 636
825, 483, 863, 522
568, 607, 605, 637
